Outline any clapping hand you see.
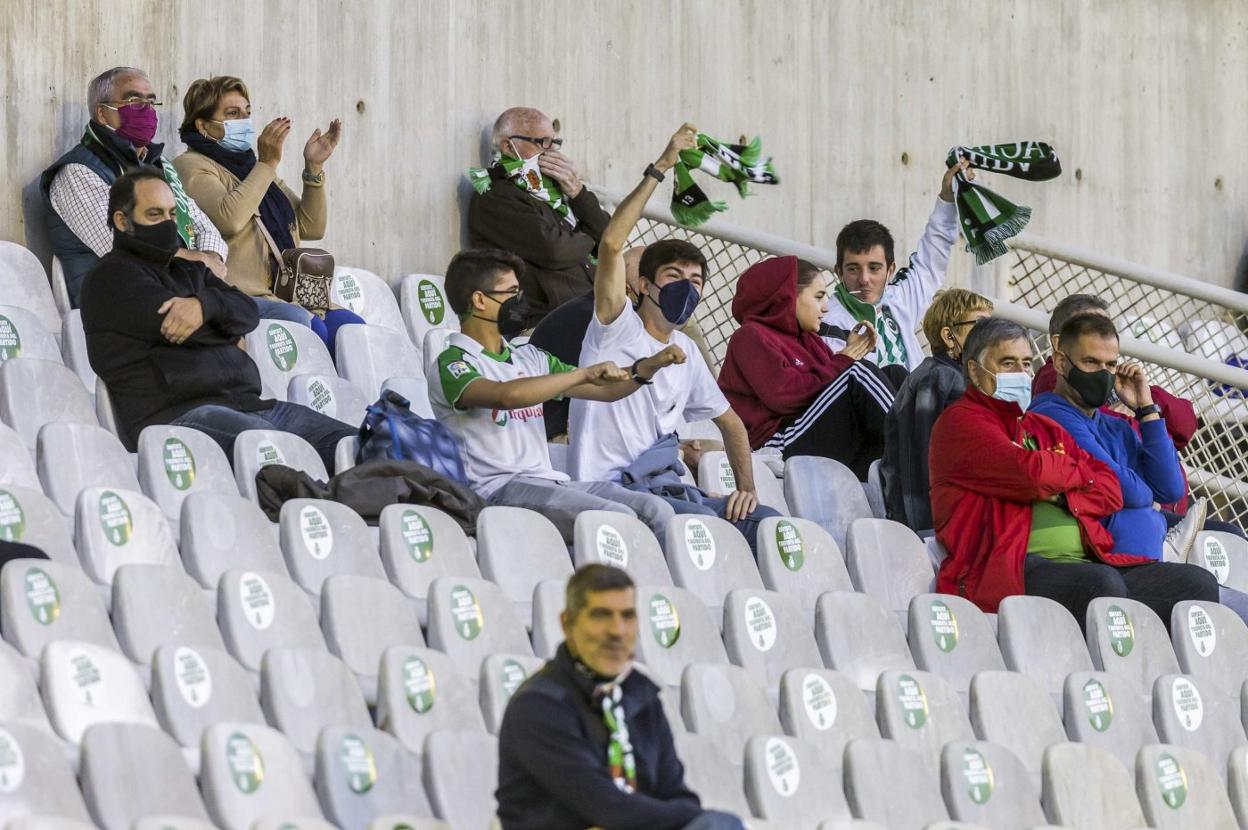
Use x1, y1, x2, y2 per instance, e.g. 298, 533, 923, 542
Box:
303, 119, 343, 170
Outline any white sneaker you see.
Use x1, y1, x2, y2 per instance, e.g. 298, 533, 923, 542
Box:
1164, 497, 1208, 562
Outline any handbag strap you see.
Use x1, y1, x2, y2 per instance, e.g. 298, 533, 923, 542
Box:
253, 216, 286, 266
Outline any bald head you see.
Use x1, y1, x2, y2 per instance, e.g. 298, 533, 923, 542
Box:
493, 107, 556, 159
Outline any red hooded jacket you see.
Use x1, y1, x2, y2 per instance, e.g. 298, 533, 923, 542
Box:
929, 386, 1148, 612
718, 256, 853, 449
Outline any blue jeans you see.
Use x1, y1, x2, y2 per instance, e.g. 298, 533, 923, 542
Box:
654, 492, 780, 557
169, 402, 356, 475
682, 812, 745, 830
251, 297, 365, 359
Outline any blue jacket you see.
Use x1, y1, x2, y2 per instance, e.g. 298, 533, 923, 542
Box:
1029, 391, 1185, 559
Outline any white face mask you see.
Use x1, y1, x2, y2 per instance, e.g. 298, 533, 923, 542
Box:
989, 370, 1033, 410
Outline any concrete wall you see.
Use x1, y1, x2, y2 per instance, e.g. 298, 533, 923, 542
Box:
2, 0, 1246, 288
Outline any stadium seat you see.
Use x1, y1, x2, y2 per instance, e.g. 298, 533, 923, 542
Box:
399, 274, 458, 358
315, 725, 435, 830
672, 731, 753, 818
244, 319, 338, 401
421, 328, 454, 376
0, 722, 92, 827
40, 640, 159, 744
130, 819, 218, 830
1063, 670, 1158, 772
364, 817, 451, 830
1135, 743, 1238, 829
1, 559, 119, 657
37, 421, 139, 516
425, 576, 534, 680
150, 643, 266, 752
217, 569, 328, 673
572, 509, 674, 585
378, 503, 479, 625
376, 646, 485, 756
0, 423, 40, 489
0, 305, 62, 364
288, 373, 371, 424
79, 722, 211, 830
876, 669, 975, 773
0, 640, 53, 732
907, 593, 1005, 694
1171, 600, 1248, 699
529, 577, 566, 659
968, 670, 1067, 791
332, 267, 408, 335
998, 594, 1094, 702
1228, 746, 1248, 828
59, 309, 96, 398
939, 740, 1047, 829
335, 434, 359, 472
814, 591, 916, 692
843, 737, 951, 830
845, 518, 935, 625
335, 324, 423, 399
479, 653, 545, 734
1184, 320, 1248, 363
476, 506, 572, 623
778, 667, 878, 765
94, 377, 121, 438
783, 456, 870, 549
723, 588, 821, 699
0, 484, 78, 565
111, 564, 225, 666
322, 574, 425, 703
200, 722, 324, 830
1151, 673, 1245, 774
1086, 596, 1180, 695
377, 375, 435, 419
1190, 530, 1248, 593
756, 516, 853, 628
136, 425, 238, 529
680, 663, 780, 767
632, 585, 728, 696
422, 730, 498, 830
233, 429, 329, 503
180, 491, 287, 591
1044, 742, 1152, 830
260, 647, 372, 758
278, 498, 385, 601
0, 358, 97, 449
863, 459, 886, 520
665, 514, 763, 627
699, 451, 789, 514
744, 733, 852, 828
73, 486, 179, 587
0, 241, 61, 337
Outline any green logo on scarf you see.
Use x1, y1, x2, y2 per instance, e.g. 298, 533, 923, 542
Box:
468, 155, 578, 228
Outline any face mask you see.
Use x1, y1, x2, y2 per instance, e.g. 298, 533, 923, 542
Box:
647, 279, 700, 326
989, 370, 1032, 410
476, 291, 530, 338
1062, 354, 1115, 408
117, 218, 182, 258
215, 117, 255, 152
111, 103, 159, 146
510, 149, 545, 192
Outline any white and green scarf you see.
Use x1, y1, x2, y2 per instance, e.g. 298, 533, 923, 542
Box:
833, 281, 909, 366
468, 153, 578, 228
671, 133, 779, 228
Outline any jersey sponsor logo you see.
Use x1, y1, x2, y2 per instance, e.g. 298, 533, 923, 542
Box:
490, 405, 544, 427
446, 360, 473, 378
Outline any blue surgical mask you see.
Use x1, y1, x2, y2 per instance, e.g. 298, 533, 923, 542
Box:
990, 371, 1032, 410
647, 279, 701, 326
216, 117, 255, 152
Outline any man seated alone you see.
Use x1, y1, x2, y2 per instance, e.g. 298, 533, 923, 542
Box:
881, 288, 993, 531
428, 249, 680, 541
81, 169, 356, 472
568, 124, 779, 553
929, 317, 1218, 625
497, 564, 744, 830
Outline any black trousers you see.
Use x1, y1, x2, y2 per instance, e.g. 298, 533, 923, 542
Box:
0, 540, 49, 568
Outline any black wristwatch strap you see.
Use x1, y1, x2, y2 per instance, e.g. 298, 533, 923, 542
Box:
1134, 403, 1162, 419
643, 163, 665, 183
630, 357, 652, 385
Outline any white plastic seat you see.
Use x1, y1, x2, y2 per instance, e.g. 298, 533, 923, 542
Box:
744, 733, 852, 828
260, 647, 372, 757
969, 670, 1068, 791
59, 309, 97, 397
0, 640, 53, 733
1086, 596, 1180, 696
1, 558, 120, 657
322, 574, 425, 703
150, 644, 266, 752
756, 516, 853, 628
1190, 530, 1248, 593
843, 738, 951, 830
778, 667, 878, 766
1151, 673, 1245, 775
673, 731, 753, 818
907, 593, 1005, 694
180, 491, 287, 590
0, 241, 60, 336
939, 740, 1047, 829
846, 518, 935, 625
0, 358, 96, 449
783, 456, 871, 548
875, 669, 975, 773
38, 422, 139, 516
1171, 599, 1248, 699
680, 663, 780, 766
999, 594, 1094, 701
815, 591, 915, 692
665, 514, 763, 627
425, 577, 534, 681
278, 498, 385, 599
572, 510, 673, 585
200, 721, 324, 830
723, 588, 821, 699
379, 375, 435, 419
232, 429, 328, 503
73, 486, 179, 587
479, 653, 545, 735
0, 484, 77, 565
216, 569, 328, 673
112, 564, 225, 667
1041, 741, 1147, 830
698, 451, 789, 514
1135, 743, 1239, 829
1063, 670, 1158, 772
0, 423, 40, 489
476, 506, 572, 623
332, 267, 408, 335
335, 434, 359, 472
421, 328, 455, 375
315, 725, 435, 830
136, 424, 238, 528
0, 305, 62, 364
94, 377, 121, 438
376, 646, 486, 756
864, 459, 886, 519
632, 585, 729, 696
335, 324, 422, 398
0, 722, 92, 828
399, 274, 458, 360
422, 730, 498, 830
530, 577, 568, 660
288, 373, 371, 424
244, 319, 338, 401
379, 503, 480, 625
40, 640, 158, 744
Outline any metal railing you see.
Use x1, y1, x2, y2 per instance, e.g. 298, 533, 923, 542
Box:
593, 186, 1248, 529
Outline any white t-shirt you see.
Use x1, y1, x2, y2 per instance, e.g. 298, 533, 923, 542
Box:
428, 332, 571, 498
569, 305, 729, 483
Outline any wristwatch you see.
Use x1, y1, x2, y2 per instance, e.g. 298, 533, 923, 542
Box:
1134, 403, 1162, 419
643, 163, 665, 183
629, 357, 653, 385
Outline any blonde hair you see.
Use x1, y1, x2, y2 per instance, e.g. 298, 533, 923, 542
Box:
180, 76, 250, 134
922, 288, 994, 355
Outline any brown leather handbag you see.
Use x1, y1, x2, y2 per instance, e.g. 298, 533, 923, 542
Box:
255, 217, 335, 310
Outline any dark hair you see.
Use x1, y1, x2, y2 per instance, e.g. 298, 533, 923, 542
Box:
444, 249, 526, 316
638, 239, 707, 284
107, 167, 170, 225
180, 75, 250, 134
796, 258, 824, 287
1058, 312, 1119, 349
962, 317, 1032, 367
1048, 293, 1109, 337
836, 219, 895, 267
565, 564, 635, 621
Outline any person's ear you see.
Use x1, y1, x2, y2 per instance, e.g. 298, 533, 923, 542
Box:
940, 326, 958, 352
886, 262, 897, 280
195, 117, 210, 138
111, 210, 129, 233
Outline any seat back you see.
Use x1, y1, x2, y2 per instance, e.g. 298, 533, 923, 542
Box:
0, 722, 92, 827
778, 667, 878, 764
783, 455, 871, 548
200, 722, 323, 830
680, 663, 780, 763
244, 319, 337, 401
332, 267, 407, 335
150, 644, 266, 749
1, 559, 119, 657
336, 324, 422, 398
756, 516, 852, 626
260, 648, 372, 756
968, 670, 1067, 791
1136, 743, 1239, 830
940, 740, 1046, 828
180, 491, 286, 589
665, 514, 763, 625
400, 274, 458, 357
814, 591, 915, 691
59, 309, 96, 395
0, 641, 53, 732
0, 358, 96, 450
111, 564, 225, 665
375, 646, 485, 755
422, 731, 498, 830
232, 429, 328, 502
378, 504, 479, 620
744, 734, 851, 829
476, 506, 571, 619
73, 486, 179, 585
845, 518, 935, 616
216, 569, 327, 672
322, 574, 425, 697
0, 484, 77, 565
479, 653, 546, 734
1042, 741, 1147, 830
0, 242, 60, 335
0, 423, 40, 489
699, 451, 789, 513
278, 498, 384, 597
844, 737, 950, 830
79, 722, 210, 830
41, 640, 158, 744
998, 594, 1093, 697
672, 731, 752, 817
136, 425, 238, 525
572, 510, 673, 585
530, 577, 566, 660
1191, 530, 1248, 592
421, 328, 455, 375
1086, 596, 1180, 695
0, 305, 62, 364
1152, 673, 1246, 774
37, 422, 139, 516
425, 577, 533, 679
723, 588, 821, 696
1171, 600, 1248, 699
1063, 670, 1158, 772
632, 585, 728, 691
288, 373, 371, 425
875, 669, 974, 773
907, 593, 1005, 693
315, 725, 433, 830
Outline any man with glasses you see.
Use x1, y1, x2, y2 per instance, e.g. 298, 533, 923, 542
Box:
42, 66, 227, 307
467, 107, 612, 328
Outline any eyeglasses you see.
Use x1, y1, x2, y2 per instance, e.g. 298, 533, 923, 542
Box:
950, 319, 982, 328
509, 134, 563, 151
102, 96, 163, 111
483, 287, 522, 297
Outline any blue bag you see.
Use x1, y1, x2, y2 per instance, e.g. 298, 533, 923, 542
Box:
356, 390, 469, 485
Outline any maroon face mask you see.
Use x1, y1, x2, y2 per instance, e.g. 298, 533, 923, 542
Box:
113, 103, 158, 146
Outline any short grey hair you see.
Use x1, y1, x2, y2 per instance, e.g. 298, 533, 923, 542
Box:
962, 317, 1032, 367
491, 106, 546, 152
564, 564, 634, 621
88, 66, 149, 117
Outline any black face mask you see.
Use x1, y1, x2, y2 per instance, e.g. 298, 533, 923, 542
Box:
1061, 352, 1115, 408
115, 218, 182, 261
476, 291, 530, 338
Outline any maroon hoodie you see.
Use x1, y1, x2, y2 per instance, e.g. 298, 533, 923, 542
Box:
718, 256, 853, 448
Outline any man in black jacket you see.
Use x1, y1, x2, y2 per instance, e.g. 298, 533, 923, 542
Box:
81, 168, 355, 472
496, 564, 743, 830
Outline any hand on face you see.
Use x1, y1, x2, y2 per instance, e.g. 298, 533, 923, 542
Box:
537, 149, 582, 197
1114, 361, 1153, 409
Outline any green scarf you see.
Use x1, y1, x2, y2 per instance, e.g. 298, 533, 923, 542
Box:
467, 154, 577, 228
598, 683, 637, 793
671, 133, 779, 227
945, 141, 1062, 265
833, 281, 909, 366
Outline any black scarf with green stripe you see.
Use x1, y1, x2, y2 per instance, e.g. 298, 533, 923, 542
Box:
946, 142, 1061, 265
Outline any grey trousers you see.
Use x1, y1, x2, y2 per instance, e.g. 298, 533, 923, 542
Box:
488, 475, 677, 542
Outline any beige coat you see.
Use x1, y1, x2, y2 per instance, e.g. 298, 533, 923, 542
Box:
173, 150, 326, 299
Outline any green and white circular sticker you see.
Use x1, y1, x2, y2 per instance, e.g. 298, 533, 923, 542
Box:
764, 737, 800, 796
775, 520, 804, 571
684, 519, 716, 571
305, 378, 335, 415
961, 747, 994, 805
0, 489, 25, 542
716, 457, 736, 493
0, 315, 21, 361
1082, 677, 1114, 732
240, 571, 276, 630
335, 274, 364, 313
1203, 537, 1230, 584
450, 585, 484, 640
896, 674, 929, 729
266, 323, 299, 372
162, 437, 196, 491
256, 441, 287, 468
801, 673, 837, 731
69, 647, 102, 704
299, 505, 334, 560
744, 596, 777, 652
339, 733, 376, 794
23, 567, 59, 625
1187, 605, 1217, 657
400, 509, 434, 563
1171, 677, 1203, 732
418, 279, 446, 325
174, 646, 212, 708
596, 525, 629, 568
929, 599, 959, 653
0, 728, 24, 794
648, 593, 681, 648
98, 490, 133, 546
402, 655, 436, 713
226, 732, 264, 794
1106, 604, 1135, 657
1155, 752, 1188, 809
500, 658, 529, 698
